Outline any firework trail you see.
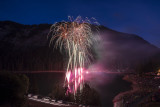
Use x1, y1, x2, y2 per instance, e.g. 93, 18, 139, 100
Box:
48, 16, 99, 94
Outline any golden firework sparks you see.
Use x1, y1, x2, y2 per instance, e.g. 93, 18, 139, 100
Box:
48, 16, 99, 94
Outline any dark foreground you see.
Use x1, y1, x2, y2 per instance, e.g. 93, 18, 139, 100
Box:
25, 72, 132, 107
88, 72, 132, 107
27, 100, 78, 107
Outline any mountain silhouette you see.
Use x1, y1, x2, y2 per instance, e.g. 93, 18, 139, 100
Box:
0, 21, 159, 72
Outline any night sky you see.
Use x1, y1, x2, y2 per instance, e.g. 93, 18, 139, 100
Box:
0, 0, 160, 47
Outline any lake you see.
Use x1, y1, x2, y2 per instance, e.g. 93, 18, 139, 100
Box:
25, 72, 131, 107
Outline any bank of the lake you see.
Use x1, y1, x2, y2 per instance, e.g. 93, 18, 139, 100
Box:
24, 72, 132, 107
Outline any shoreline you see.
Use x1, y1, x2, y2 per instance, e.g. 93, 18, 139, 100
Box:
113, 73, 160, 107
113, 74, 138, 103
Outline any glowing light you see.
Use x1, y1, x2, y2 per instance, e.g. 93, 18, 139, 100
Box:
65, 68, 86, 94
48, 16, 99, 94
66, 71, 71, 83
157, 69, 160, 76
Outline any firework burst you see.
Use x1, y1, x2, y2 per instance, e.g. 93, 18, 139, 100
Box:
48, 16, 99, 94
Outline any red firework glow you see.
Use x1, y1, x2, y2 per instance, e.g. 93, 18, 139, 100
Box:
49, 16, 99, 95
65, 68, 88, 94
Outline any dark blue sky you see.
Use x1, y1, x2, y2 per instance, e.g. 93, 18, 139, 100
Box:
0, 0, 160, 47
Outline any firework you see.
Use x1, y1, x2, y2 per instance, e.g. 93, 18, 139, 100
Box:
48, 16, 99, 94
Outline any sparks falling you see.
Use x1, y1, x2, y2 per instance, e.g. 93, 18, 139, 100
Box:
49, 16, 99, 94
65, 68, 86, 94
